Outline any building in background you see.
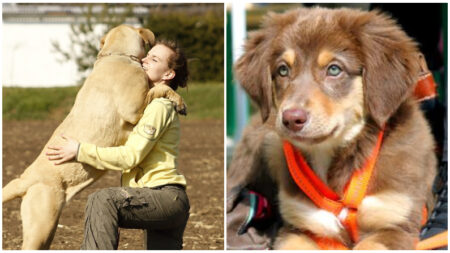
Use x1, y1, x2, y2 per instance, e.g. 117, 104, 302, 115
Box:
3, 4, 139, 87
3, 4, 113, 86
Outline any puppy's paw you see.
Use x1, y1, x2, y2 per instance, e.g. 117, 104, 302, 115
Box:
353, 240, 388, 250
273, 227, 320, 250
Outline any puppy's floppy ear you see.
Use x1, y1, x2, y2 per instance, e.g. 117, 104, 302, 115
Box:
359, 10, 421, 127
138, 28, 156, 47
234, 29, 273, 122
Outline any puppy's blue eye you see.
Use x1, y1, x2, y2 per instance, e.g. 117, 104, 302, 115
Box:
278, 65, 289, 77
327, 65, 342, 76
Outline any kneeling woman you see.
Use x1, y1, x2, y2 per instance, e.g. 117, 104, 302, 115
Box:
46, 40, 189, 250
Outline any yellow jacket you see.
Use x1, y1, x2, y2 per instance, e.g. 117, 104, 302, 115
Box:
77, 98, 186, 188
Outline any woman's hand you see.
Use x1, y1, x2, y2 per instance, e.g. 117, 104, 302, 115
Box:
46, 135, 80, 165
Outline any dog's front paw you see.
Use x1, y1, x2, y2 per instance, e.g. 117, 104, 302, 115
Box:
147, 85, 187, 115
174, 98, 187, 116
165, 88, 187, 116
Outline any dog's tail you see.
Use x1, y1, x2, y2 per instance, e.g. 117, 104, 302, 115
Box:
2, 178, 31, 203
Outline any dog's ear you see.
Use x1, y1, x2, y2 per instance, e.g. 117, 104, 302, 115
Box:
99, 35, 106, 49
235, 10, 300, 122
234, 29, 273, 122
137, 28, 155, 47
359, 11, 421, 127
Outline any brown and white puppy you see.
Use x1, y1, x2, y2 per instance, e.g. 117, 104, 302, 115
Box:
234, 7, 436, 250
2, 25, 185, 249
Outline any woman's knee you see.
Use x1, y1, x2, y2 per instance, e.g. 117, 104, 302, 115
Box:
85, 188, 118, 214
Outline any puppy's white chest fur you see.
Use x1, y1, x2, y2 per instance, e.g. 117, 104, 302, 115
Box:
264, 133, 345, 238
279, 190, 345, 239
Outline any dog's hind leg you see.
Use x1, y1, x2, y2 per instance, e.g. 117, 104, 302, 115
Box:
2, 178, 31, 203
20, 183, 65, 250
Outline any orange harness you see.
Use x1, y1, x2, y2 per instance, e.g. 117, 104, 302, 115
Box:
283, 129, 384, 249
283, 130, 448, 250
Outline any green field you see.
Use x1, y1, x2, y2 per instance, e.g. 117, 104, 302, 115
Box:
3, 82, 223, 121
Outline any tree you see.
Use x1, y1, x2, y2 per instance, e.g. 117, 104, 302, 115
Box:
52, 3, 224, 84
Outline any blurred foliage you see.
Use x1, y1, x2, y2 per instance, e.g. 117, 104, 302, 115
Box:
3, 82, 223, 121
245, 3, 370, 30
52, 4, 134, 83
52, 4, 224, 84
143, 10, 224, 82
246, 3, 304, 30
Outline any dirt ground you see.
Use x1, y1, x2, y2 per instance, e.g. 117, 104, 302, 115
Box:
2, 118, 224, 250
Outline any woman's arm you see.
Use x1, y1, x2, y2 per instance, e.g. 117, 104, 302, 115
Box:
47, 99, 174, 171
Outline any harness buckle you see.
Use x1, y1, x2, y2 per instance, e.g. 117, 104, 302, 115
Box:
337, 207, 349, 222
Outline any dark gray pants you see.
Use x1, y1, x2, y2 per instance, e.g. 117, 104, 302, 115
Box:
80, 185, 190, 250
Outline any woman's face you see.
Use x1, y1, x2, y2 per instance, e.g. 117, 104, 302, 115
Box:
142, 44, 174, 84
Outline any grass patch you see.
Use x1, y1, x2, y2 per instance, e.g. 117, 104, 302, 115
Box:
178, 81, 223, 120
3, 86, 80, 120
3, 82, 223, 121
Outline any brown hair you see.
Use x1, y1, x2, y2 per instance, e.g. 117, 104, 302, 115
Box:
156, 39, 189, 91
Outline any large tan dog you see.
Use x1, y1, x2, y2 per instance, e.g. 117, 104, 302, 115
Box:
2, 25, 186, 249
230, 7, 436, 250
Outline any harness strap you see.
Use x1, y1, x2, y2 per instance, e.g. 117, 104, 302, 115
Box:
342, 130, 384, 209
284, 142, 343, 215
338, 210, 357, 243
283, 128, 384, 244
414, 73, 437, 101
416, 231, 448, 250
414, 53, 437, 101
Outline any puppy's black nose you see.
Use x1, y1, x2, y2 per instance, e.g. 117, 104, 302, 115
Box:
282, 108, 308, 132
